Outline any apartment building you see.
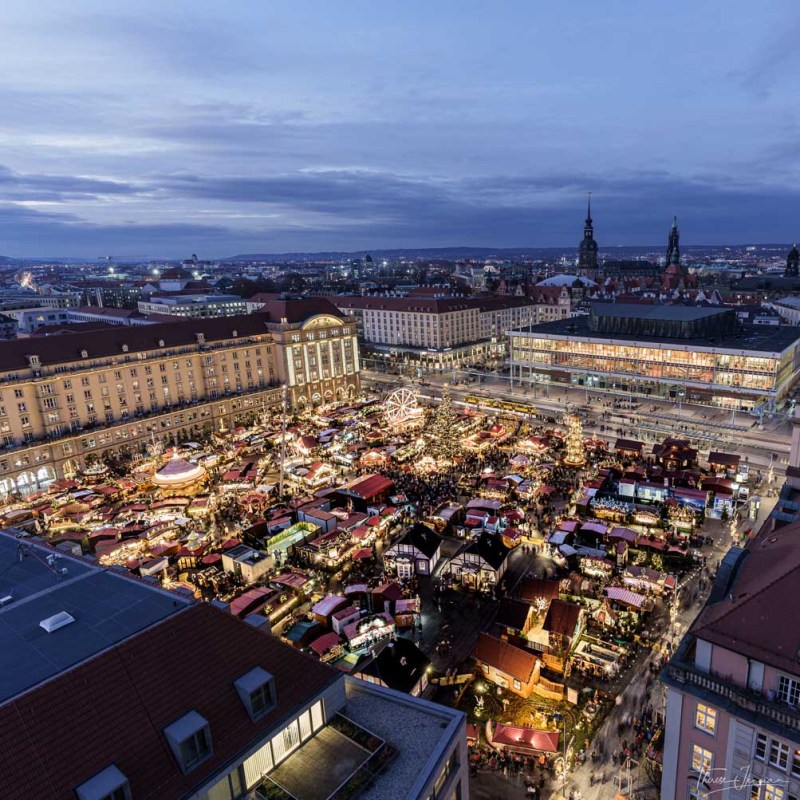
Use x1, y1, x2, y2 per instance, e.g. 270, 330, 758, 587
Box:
661, 525, 800, 800
0, 531, 468, 800
0, 298, 360, 496
330, 294, 545, 371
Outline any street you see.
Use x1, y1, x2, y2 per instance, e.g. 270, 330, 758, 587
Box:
363, 370, 792, 475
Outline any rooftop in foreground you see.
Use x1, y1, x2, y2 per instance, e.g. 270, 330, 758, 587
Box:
510, 314, 800, 353
0, 529, 191, 703
342, 678, 464, 800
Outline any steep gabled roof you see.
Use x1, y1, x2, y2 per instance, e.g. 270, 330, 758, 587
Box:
474, 632, 538, 683
495, 598, 532, 631
543, 599, 582, 637
400, 522, 442, 559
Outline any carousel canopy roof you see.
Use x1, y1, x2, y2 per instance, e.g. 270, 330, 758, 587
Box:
152, 456, 206, 487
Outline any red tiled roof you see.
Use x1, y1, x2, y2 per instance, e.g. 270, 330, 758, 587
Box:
0, 603, 338, 800
258, 297, 346, 324
543, 600, 582, 637
0, 312, 276, 372
518, 578, 560, 604
309, 632, 342, 656
344, 474, 394, 500
473, 632, 538, 683
691, 521, 800, 675
491, 723, 560, 754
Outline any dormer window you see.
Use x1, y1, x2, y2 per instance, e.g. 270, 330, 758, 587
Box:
158, 339, 165, 348
121, 344, 129, 353
81, 350, 88, 359
234, 666, 276, 721
196, 333, 205, 345
163, 711, 213, 773
27, 355, 41, 368
75, 764, 131, 800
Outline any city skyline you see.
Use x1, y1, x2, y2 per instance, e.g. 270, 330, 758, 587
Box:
2, 0, 800, 257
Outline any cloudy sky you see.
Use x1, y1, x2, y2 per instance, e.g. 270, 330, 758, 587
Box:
2, 0, 799, 257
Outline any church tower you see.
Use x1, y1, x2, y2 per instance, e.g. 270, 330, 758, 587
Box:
577, 195, 598, 279
665, 215, 681, 266
786, 244, 799, 278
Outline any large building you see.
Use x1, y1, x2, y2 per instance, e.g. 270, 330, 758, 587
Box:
0, 531, 468, 800
0, 298, 360, 497
331, 294, 545, 371
509, 302, 800, 411
660, 524, 800, 800
138, 294, 249, 318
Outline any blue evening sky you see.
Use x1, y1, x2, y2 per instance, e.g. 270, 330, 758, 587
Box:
1, 0, 798, 257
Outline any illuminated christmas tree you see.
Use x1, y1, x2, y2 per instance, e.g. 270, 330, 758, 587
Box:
426, 384, 462, 463
563, 414, 585, 467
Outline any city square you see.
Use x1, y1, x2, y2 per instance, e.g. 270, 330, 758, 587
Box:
0, 370, 775, 799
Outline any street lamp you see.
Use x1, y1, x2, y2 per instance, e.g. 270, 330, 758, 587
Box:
553, 712, 568, 798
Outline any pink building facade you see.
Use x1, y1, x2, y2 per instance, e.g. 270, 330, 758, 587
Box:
662, 527, 800, 800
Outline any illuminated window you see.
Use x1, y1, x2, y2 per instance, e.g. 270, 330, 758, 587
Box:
691, 744, 713, 773
695, 704, 716, 735
765, 785, 785, 800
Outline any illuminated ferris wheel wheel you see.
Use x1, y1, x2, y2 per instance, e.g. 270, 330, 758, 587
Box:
384, 387, 421, 427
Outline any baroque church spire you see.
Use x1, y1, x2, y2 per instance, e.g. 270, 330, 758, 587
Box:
666, 215, 681, 266
577, 193, 598, 273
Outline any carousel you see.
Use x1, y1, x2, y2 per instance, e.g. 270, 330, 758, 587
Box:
152, 455, 207, 497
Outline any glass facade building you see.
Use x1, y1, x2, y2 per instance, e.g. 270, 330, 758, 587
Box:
509, 313, 800, 411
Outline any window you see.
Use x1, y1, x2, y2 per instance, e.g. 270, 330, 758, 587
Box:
691, 744, 713, 773
765, 785, 786, 800
74, 764, 131, 800
777, 675, 800, 706
770, 740, 789, 770
792, 749, 800, 778
180, 728, 210, 770
513, 679, 522, 691
163, 711, 212, 774
234, 667, 276, 721
755, 733, 768, 760
695, 704, 716, 735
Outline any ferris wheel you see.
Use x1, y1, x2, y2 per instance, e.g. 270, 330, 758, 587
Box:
384, 386, 420, 426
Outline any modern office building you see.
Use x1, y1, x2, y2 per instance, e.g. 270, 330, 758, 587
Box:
138, 294, 249, 318
509, 303, 800, 411
0, 298, 360, 497
0, 530, 468, 800
331, 294, 544, 371
660, 523, 800, 800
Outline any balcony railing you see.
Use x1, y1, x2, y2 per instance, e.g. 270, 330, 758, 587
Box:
666, 661, 800, 733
